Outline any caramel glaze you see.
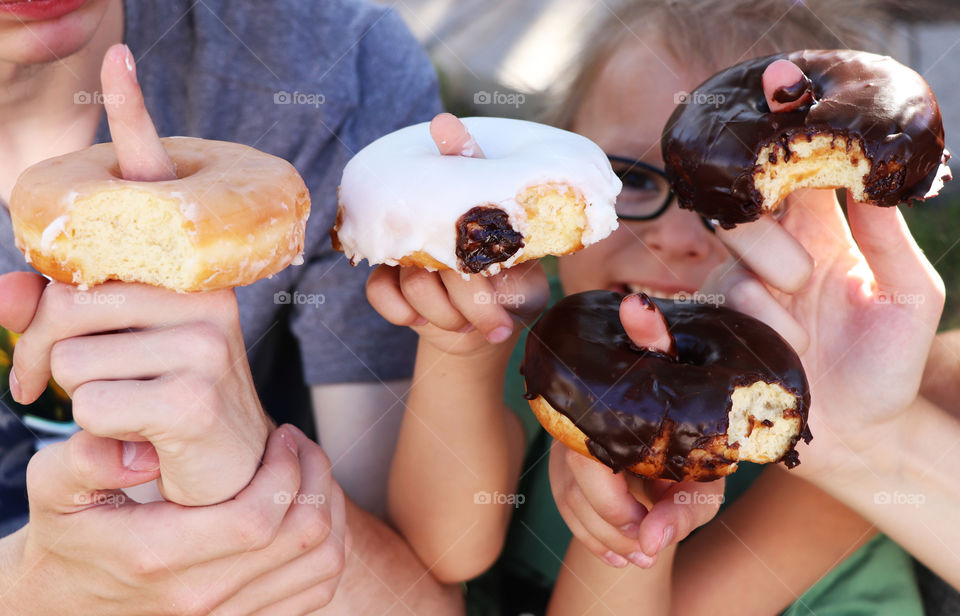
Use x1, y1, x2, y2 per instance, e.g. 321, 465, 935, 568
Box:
662, 50, 951, 228
522, 291, 811, 478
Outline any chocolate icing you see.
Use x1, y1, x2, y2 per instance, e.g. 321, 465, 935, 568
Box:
456, 206, 524, 274
662, 50, 951, 228
522, 291, 811, 479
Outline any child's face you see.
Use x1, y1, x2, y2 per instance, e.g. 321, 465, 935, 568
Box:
0, 0, 113, 64
560, 41, 729, 298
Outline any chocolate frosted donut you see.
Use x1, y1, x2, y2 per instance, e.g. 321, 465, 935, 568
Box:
662, 50, 952, 228
522, 291, 811, 481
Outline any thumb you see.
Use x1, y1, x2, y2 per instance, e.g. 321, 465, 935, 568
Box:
100, 44, 176, 181
0, 272, 47, 333
762, 59, 814, 113
620, 293, 675, 356
26, 431, 160, 514
429, 112, 486, 158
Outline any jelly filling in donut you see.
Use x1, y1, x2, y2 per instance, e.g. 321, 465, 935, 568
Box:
456, 206, 524, 274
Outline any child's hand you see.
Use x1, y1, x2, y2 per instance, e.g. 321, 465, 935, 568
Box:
367, 113, 550, 355
548, 294, 725, 568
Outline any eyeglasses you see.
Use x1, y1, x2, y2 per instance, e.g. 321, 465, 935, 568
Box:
607, 155, 714, 232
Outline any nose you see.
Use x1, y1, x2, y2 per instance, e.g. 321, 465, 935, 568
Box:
636, 202, 715, 263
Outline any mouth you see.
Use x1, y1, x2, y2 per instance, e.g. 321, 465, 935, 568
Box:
0, 0, 89, 20
609, 282, 696, 300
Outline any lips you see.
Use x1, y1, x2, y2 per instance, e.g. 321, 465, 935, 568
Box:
0, 0, 89, 21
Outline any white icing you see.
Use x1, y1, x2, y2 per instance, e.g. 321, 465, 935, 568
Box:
337, 117, 621, 274
41, 215, 70, 251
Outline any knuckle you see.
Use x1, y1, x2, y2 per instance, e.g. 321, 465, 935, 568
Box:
178, 323, 230, 369
233, 507, 276, 551
70, 382, 105, 431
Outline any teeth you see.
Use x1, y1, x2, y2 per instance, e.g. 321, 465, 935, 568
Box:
625, 283, 685, 301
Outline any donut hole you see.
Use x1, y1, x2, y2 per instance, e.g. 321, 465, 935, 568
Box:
753, 133, 871, 211
726, 381, 802, 463
107, 159, 203, 181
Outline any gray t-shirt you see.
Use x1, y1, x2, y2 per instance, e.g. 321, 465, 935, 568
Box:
0, 0, 441, 525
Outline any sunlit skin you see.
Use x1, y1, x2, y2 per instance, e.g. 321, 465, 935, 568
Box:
560, 40, 729, 298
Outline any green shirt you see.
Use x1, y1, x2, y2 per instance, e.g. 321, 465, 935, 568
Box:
466, 278, 923, 616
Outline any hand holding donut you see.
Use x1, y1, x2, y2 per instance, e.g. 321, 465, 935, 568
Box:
5, 45, 271, 506
548, 295, 725, 569
705, 60, 946, 477
367, 114, 550, 355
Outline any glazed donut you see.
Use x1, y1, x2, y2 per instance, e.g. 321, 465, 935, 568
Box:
522, 291, 811, 482
662, 50, 952, 228
332, 117, 621, 276
10, 137, 311, 292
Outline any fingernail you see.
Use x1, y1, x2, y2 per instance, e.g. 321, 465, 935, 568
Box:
627, 551, 655, 568
121, 441, 160, 472
123, 45, 136, 77
486, 325, 513, 344
279, 428, 298, 456
457, 324, 475, 333
619, 522, 640, 540
9, 368, 21, 403
413, 317, 428, 326
659, 525, 676, 552
603, 551, 629, 568
628, 292, 655, 311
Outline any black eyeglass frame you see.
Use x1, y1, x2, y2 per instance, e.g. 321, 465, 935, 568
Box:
607, 154, 714, 232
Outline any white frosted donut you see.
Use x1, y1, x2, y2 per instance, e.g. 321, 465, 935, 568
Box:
332, 117, 621, 276
10, 137, 311, 292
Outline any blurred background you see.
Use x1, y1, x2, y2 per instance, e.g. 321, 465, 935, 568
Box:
377, 0, 960, 327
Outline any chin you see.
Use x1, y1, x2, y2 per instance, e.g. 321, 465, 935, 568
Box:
0, 2, 108, 64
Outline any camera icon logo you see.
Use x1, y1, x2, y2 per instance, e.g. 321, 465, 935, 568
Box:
674, 491, 691, 505
74, 91, 93, 105
274, 291, 292, 305
274, 91, 291, 104
673, 90, 690, 105
474, 91, 491, 105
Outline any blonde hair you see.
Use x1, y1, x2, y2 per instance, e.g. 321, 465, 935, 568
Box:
549, 0, 894, 129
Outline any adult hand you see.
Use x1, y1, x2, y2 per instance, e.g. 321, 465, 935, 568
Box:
1, 424, 347, 615
548, 294, 725, 569
367, 114, 550, 355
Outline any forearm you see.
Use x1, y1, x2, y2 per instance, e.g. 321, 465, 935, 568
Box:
919, 330, 960, 415
388, 337, 524, 582
548, 539, 674, 616
813, 396, 960, 589
323, 499, 464, 614
674, 466, 874, 614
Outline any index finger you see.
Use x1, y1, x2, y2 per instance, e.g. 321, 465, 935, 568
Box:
100, 44, 176, 181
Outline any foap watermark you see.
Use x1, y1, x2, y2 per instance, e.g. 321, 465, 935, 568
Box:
673, 90, 726, 108
674, 490, 724, 506
674, 290, 725, 307
275, 490, 326, 508
274, 291, 325, 307
75, 492, 127, 507
273, 90, 325, 108
474, 90, 526, 109
74, 91, 126, 106
474, 291, 526, 308
874, 291, 926, 306
873, 490, 925, 508
74, 291, 126, 306
474, 490, 525, 508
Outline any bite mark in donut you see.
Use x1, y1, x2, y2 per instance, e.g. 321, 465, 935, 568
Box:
522, 291, 811, 482
455, 206, 524, 274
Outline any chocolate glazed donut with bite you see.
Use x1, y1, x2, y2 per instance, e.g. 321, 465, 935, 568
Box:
662, 49, 952, 228
522, 291, 811, 481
